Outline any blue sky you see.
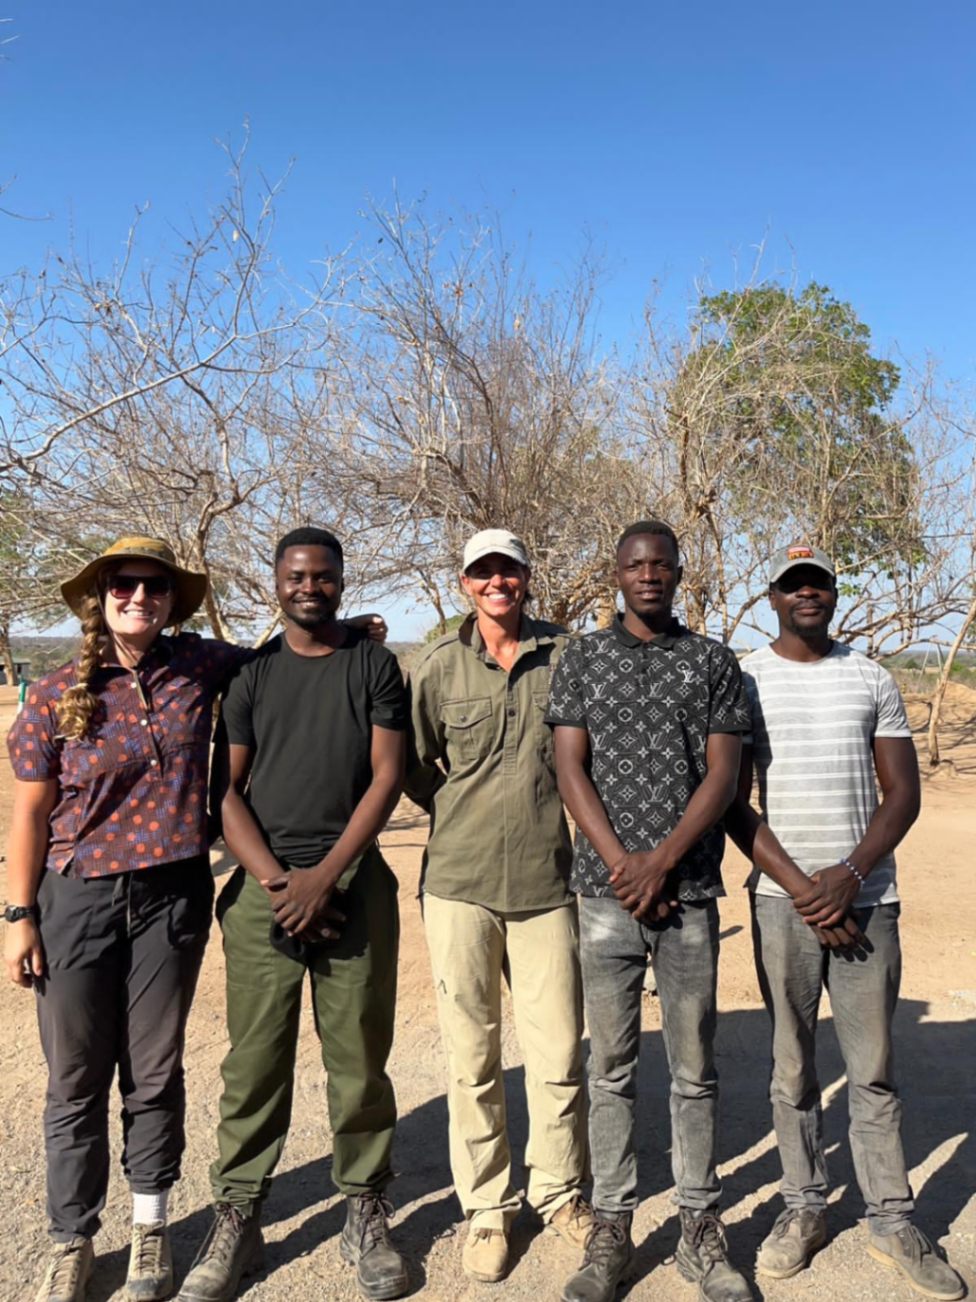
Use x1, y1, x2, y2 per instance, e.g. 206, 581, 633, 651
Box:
4, 0, 974, 635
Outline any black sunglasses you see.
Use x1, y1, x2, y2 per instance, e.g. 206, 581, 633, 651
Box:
106, 574, 174, 599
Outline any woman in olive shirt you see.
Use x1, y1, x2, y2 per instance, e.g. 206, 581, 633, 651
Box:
407, 529, 591, 1283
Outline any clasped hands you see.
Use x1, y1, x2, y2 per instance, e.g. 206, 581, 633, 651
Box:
608, 846, 679, 921
261, 865, 346, 940
792, 863, 865, 950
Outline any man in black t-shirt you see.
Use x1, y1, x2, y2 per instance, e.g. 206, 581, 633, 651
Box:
179, 528, 409, 1302
547, 521, 754, 1302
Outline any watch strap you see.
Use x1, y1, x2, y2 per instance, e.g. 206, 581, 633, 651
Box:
4, 904, 39, 923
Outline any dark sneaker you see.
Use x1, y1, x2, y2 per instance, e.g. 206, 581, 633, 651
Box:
676, 1210, 754, 1302
34, 1238, 94, 1302
867, 1225, 965, 1301
756, 1209, 827, 1279
560, 1213, 634, 1302
177, 1205, 264, 1302
340, 1192, 409, 1300
128, 1222, 174, 1300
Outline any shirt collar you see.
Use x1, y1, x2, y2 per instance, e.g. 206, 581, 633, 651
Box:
464, 612, 554, 664
610, 612, 684, 650
92, 634, 174, 678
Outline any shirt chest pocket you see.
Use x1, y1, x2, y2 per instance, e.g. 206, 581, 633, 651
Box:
532, 691, 555, 764
441, 697, 495, 764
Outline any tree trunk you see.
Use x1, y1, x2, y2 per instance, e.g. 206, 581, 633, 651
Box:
926, 592, 976, 767
0, 621, 16, 687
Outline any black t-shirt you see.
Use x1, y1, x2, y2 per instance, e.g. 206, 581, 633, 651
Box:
220, 630, 407, 867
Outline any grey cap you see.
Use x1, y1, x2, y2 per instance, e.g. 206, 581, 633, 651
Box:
769, 542, 836, 585
462, 528, 530, 573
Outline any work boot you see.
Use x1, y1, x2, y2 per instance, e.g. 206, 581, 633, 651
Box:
867, 1225, 965, 1300
550, 1196, 597, 1251
756, 1208, 827, 1278
177, 1205, 264, 1302
462, 1228, 510, 1283
560, 1212, 633, 1302
34, 1238, 94, 1302
340, 1192, 409, 1300
675, 1209, 754, 1301
127, 1222, 173, 1300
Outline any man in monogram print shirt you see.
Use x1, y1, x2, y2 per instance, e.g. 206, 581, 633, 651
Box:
547, 520, 754, 1302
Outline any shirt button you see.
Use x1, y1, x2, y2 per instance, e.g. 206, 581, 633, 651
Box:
140, 719, 148, 727
507, 707, 516, 718
150, 760, 158, 767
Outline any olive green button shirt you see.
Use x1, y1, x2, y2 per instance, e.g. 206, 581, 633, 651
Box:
406, 613, 573, 912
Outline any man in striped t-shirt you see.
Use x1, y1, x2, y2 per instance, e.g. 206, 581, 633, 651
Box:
730, 544, 963, 1301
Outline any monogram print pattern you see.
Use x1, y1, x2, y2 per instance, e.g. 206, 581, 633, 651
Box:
546, 617, 750, 898
7, 633, 248, 877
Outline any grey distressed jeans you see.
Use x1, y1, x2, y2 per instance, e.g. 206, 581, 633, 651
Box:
751, 895, 914, 1234
579, 895, 721, 1215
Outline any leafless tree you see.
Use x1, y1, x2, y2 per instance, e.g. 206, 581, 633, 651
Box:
328, 202, 649, 627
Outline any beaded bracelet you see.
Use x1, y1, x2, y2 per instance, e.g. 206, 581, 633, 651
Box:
840, 857, 865, 885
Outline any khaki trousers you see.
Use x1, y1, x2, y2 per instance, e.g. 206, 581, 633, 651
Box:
423, 893, 587, 1231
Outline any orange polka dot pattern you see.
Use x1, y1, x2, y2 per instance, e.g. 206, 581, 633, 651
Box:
7, 633, 250, 877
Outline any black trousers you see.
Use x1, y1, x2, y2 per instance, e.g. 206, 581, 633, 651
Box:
34, 858, 213, 1240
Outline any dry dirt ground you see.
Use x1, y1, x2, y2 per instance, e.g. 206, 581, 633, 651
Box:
0, 683, 973, 1302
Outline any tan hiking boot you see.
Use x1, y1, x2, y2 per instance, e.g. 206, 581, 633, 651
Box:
550, 1196, 597, 1251
867, 1225, 965, 1300
34, 1237, 94, 1302
462, 1227, 509, 1283
127, 1222, 173, 1301
756, 1208, 827, 1278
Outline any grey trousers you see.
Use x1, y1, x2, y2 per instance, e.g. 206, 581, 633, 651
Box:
751, 895, 914, 1234
34, 859, 213, 1241
579, 895, 721, 1215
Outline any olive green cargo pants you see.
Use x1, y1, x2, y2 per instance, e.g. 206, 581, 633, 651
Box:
209, 847, 399, 1214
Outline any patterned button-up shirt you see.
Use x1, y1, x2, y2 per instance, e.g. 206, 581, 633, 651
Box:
545, 615, 750, 899
7, 633, 248, 877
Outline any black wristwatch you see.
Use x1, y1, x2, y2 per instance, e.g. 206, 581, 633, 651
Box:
4, 904, 38, 924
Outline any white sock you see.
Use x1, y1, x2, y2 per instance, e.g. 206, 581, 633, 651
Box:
132, 1190, 169, 1226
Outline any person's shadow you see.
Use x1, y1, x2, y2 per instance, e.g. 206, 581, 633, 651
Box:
88, 998, 972, 1299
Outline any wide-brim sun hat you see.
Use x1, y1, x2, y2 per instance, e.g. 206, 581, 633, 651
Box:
60, 535, 209, 627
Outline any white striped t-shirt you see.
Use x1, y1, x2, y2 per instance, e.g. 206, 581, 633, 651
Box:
740, 642, 913, 906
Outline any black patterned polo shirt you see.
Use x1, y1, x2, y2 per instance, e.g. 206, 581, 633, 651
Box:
545, 615, 750, 899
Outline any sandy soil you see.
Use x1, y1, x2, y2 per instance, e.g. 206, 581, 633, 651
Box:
0, 683, 973, 1302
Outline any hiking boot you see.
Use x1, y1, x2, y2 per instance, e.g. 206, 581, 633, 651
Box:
177, 1205, 264, 1302
676, 1210, 754, 1302
340, 1192, 409, 1300
127, 1223, 173, 1300
867, 1225, 965, 1300
462, 1227, 509, 1283
560, 1213, 633, 1302
550, 1196, 597, 1251
34, 1238, 94, 1302
756, 1208, 827, 1279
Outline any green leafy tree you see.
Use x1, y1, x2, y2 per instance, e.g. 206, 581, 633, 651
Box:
658, 282, 925, 639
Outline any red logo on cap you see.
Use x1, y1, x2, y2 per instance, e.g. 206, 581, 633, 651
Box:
787, 546, 815, 560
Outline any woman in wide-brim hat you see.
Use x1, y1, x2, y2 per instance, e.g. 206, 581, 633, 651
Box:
4, 535, 251, 1302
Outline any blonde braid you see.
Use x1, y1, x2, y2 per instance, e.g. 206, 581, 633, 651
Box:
56, 592, 109, 741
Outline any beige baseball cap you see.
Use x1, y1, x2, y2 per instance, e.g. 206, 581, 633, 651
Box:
461, 529, 530, 573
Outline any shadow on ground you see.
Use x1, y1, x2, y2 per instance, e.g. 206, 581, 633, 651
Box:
85, 997, 971, 1300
